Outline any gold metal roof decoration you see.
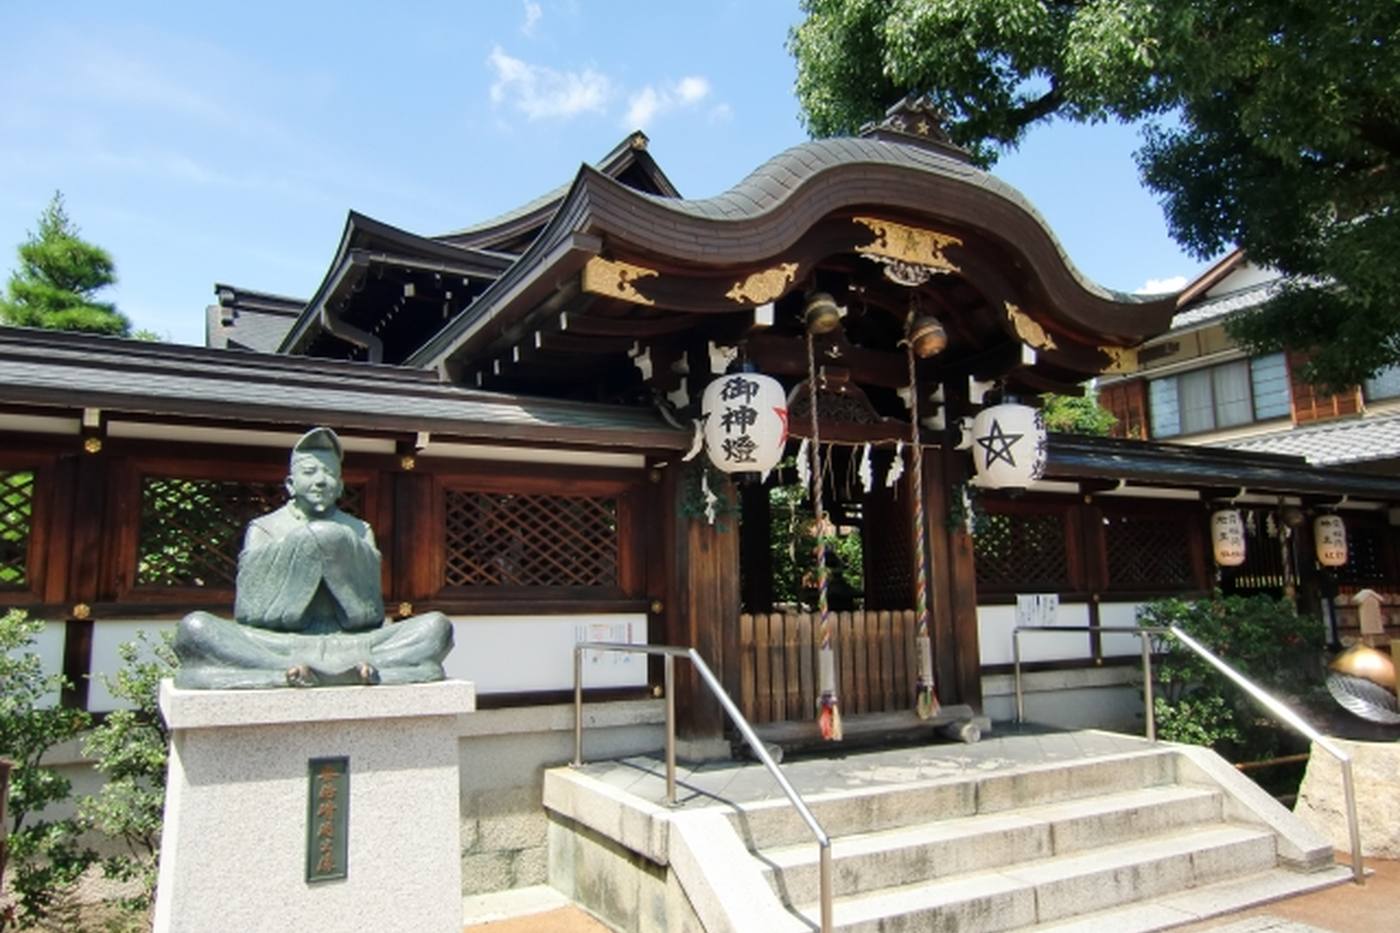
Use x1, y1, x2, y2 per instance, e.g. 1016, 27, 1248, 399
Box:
854, 216, 962, 286
725, 262, 799, 305
581, 256, 659, 307
1099, 345, 1139, 375
1005, 302, 1059, 351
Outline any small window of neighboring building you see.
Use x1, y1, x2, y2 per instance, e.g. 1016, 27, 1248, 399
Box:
1149, 353, 1290, 438
1364, 364, 1400, 402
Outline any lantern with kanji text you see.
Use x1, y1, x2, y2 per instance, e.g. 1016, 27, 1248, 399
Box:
701, 372, 788, 477
1314, 514, 1348, 568
1210, 509, 1246, 567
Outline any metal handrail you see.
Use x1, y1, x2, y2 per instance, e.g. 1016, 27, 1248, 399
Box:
1013, 624, 1364, 884
573, 642, 834, 933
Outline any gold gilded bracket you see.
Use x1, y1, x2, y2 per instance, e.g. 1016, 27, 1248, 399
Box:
1100, 345, 1139, 375
725, 262, 799, 305
854, 216, 963, 275
582, 257, 659, 307
1005, 302, 1059, 351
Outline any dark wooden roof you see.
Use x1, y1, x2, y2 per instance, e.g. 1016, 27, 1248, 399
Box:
275, 211, 515, 363
1047, 433, 1400, 502
206, 283, 306, 353
0, 327, 687, 451
406, 134, 1176, 379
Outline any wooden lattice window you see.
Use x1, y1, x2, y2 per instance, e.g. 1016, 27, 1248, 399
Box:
137, 476, 363, 589
443, 489, 618, 589
1104, 513, 1196, 591
974, 510, 1070, 591
0, 470, 35, 589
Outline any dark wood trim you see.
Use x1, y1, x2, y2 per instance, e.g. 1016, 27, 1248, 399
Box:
60, 617, 92, 710
981, 656, 1142, 677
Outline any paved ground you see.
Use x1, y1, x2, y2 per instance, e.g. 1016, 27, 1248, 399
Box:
1185, 854, 1399, 933
463, 859, 1395, 932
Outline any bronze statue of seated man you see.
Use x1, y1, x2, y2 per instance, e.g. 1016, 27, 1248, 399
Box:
174, 427, 452, 689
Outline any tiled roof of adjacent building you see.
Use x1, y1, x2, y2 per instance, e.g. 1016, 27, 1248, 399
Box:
1220, 412, 1400, 466
1169, 278, 1280, 331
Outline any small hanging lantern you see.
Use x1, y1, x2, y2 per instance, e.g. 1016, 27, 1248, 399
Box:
1210, 509, 1247, 567
701, 371, 788, 477
1314, 514, 1348, 567
970, 402, 1047, 489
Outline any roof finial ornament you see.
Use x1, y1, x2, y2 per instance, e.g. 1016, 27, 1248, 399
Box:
860, 94, 972, 163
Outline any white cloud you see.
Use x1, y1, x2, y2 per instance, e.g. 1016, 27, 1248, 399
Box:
1135, 275, 1188, 295
675, 76, 710, 104
521, 1, 543, 37
708, 103, 734, 124
622, 75, 712, 130
487, 46, 611, 120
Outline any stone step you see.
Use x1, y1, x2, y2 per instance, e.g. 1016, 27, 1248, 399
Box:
728, 747, 1179, 850
1027, 863, 1355, 932
760, 784, 1224, 904
792, 823, 1278, 932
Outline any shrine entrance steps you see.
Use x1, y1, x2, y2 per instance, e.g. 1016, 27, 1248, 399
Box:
543, 728, 1352, 932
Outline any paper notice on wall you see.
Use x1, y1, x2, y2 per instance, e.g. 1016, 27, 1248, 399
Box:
577, 620, 641, 669
1016, 593, 1059, 630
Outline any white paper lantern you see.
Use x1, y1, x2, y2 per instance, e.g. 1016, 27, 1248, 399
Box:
1314, 514, 1348, 568
701, 372, 788, 476
1210, 509, 1247, 567
970, 403, 1047, 488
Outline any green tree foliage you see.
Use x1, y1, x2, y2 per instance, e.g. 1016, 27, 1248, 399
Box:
0, 192, 130, 336
0, 610, 94, 930
789, 1, 1400, 388
78, 632, 175, 923
1041, 392, 1116, 436
1138, 594, 1324, 761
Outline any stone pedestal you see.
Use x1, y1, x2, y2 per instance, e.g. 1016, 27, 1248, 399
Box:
1294, 736, 1400, 858
153, 679, 474, 933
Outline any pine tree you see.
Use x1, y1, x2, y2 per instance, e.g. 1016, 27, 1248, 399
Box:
0, 192, 130, 335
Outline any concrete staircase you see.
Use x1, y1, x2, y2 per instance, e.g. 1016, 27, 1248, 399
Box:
545, 741, 1353, 933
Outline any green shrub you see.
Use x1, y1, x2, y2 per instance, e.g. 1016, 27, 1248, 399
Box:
1139, 593, 1325, 761
0, 609, 94, 930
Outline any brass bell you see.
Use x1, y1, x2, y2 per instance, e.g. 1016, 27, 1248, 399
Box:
1329, 644, 1397, 690
909, 315, 948, 358
804, 292, 843, 334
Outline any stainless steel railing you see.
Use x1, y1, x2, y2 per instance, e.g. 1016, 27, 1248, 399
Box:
1013, 624, 1364, 885
572, 642, 834, 933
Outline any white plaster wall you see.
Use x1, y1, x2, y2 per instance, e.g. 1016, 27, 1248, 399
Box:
978, 602, 1091, 665
1098, 601, 1151, 657
982, 666, 1146, 733
11, 618, 68, 707
88, 620, 177, 712
446, 614, 648, 694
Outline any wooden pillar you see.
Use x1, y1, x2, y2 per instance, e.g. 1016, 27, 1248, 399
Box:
931, 444, 983, 711
663, 465, 739, 741
391, 468, 436, 606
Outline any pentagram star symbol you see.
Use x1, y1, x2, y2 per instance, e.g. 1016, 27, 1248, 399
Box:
976, 418, 1023, 470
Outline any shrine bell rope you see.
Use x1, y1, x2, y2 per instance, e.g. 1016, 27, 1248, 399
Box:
806, 328, 842, 741
906, 314, 939, 720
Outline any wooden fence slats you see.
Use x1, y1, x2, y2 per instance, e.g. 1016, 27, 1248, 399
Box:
784, 613, 801, 719
770, 612, 787, 722
754, 612, 771, 724
737, 608, 927, 724
797, 612, 814, 720
879, 610, 894, 711
739, 613, 755, 718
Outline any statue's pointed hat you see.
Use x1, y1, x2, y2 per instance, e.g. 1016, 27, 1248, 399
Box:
291, 426, 344, 463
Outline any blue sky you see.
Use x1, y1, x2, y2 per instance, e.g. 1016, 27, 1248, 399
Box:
0, 1, 1207, 346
